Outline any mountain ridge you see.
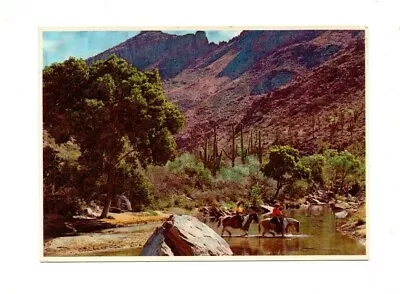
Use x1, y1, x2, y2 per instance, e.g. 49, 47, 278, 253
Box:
87, 30, 365, 155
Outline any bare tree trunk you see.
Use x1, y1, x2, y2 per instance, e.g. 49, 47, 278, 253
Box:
258, 130, 262, 165
272, 182, 283, 201
100, 169, 115, 219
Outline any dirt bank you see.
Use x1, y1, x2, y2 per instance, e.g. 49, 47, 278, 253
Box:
43, 210, 190, 257
43, 225, 158, 256
44, 211, 169, 239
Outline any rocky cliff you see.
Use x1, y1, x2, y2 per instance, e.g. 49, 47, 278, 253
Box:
88, 30, 365, 154
88, 30, 216, 79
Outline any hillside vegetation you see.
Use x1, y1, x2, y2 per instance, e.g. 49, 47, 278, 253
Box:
43, 30, 365, 223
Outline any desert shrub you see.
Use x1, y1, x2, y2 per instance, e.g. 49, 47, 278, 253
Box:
220, 200, 238, 211
249, 183, 263, 206
217, 165, 249, 182
217, 155, 262, 183
167, 153, 212, 187
172, 194, 196, 211
190, 179, 248, 208
346, 141, 365, 158
247, 155, 263, 178
284, 179, 310, 199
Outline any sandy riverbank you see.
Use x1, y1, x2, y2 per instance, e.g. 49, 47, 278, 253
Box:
43, 209, 192, 256
43, 224, 158, 256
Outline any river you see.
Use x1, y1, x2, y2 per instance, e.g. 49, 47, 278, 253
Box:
69, 206, 365, 257
204, 206, 366, 255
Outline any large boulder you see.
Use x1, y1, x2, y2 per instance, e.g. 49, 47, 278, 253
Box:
140, 215, 233, 256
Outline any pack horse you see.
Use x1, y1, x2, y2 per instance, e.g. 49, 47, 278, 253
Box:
217, 213, 259, 237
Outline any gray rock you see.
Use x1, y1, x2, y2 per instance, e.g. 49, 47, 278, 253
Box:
335, 201, 350, 210
335, 210, 349, 218
140, 215, 233, 256
116, 195, 132, 211
308, 197, 325, 205
140, 226, 174, 256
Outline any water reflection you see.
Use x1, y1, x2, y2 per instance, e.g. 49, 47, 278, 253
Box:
207, 207, 366, 256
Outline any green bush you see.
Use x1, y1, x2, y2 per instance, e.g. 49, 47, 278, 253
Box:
324, 149, 363, 195
300, 154, 326, 186
217, 155, 262, 183
217, 165, 249, 182
167, 153, 212, 187
249, 183, 263, 206
285, 179, 310, 199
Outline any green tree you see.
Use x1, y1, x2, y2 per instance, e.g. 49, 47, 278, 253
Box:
260, 145, 311, 201
300, 154, 326, 186
43, 55, 184, 218
324, 150, 362, 194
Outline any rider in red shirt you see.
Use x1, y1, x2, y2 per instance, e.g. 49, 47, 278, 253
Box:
271, 203, 285, 233
272, 205, 283, 217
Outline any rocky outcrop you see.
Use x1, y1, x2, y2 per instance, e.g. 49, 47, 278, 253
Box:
140, 214, 233, 256
88, 31, 216, 79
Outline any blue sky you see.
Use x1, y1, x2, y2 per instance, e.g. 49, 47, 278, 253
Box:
42, 30, 242, 66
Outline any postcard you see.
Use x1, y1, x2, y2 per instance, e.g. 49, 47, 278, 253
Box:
41, 27, 367, 261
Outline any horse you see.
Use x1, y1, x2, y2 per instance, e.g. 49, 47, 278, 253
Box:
217, 212, 259, 237
258, 217, 300, 237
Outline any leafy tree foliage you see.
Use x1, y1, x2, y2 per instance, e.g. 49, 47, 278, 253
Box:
300, 154, 326, 186
260, 145, 311, 200
43, 55, 184, 217
324, 150, 362, 194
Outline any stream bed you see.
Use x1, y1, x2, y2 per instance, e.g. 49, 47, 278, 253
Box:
45, 207, 365, 257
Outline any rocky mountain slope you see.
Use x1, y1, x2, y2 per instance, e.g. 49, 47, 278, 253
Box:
88, 30, 365, 155
87, 31, 217, 79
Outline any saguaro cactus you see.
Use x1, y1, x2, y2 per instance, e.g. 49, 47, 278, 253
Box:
258, 130, 262, 165
240, 123, 247, 164
199, 124, 222, 176
222, 125, 236, 167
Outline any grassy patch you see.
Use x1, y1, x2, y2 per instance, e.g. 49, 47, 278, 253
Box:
101, 212, 168, 225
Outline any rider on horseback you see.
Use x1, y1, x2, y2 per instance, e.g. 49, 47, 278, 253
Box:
234, 200, 245, 228
271, 202, 285, 234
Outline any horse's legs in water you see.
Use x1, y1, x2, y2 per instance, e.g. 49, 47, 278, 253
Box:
225, 228, 232, 237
